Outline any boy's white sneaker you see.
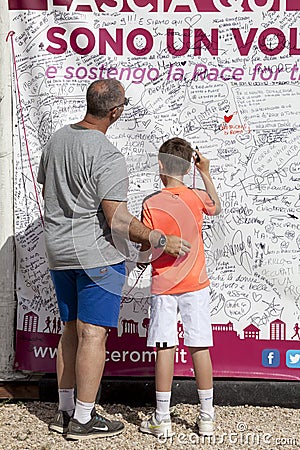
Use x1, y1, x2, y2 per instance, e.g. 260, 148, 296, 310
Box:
140, 413, 173, 437
196, 412, 214, 436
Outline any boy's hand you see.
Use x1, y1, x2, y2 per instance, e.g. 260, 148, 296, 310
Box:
193, 149, 210, 174
193, 148, 222, 216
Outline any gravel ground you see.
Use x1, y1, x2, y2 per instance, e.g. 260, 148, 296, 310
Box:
0, 401, 299, 450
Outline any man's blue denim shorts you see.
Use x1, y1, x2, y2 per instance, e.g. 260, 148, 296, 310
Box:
50, 262, 125, 327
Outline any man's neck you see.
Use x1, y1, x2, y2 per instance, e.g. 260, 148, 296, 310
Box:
76, 114, 109, 134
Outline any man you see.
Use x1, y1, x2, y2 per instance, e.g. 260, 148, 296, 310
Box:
37, 79, 190, 441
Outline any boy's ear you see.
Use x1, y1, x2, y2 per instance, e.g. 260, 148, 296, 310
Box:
184, 162, 192, 175
158, 159, 164, 171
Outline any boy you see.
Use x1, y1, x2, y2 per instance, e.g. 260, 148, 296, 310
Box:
139, 137, 221, 437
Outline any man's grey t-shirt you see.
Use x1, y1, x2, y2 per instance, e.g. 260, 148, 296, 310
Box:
37, 125, 128, 270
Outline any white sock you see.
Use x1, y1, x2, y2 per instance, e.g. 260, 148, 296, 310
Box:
73, 399, 95, 424
58, 388, 75, 416
155, 391, 171, 421
198, 388, 214, 419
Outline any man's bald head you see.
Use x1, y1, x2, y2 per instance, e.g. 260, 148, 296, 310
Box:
86, 79, 124, 119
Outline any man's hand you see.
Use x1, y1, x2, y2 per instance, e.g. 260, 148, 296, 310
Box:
165, 235, 191, 257
149, 230, 191, 258
101, 200, 192, 255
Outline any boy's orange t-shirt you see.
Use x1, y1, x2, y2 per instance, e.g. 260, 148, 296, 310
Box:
141, 185, 216, 295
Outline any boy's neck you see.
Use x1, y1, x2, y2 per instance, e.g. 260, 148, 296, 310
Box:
162, 174, 185, 188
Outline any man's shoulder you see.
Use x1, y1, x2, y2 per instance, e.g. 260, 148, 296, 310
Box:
47, 124, 70, 141
53, 124, 70, 134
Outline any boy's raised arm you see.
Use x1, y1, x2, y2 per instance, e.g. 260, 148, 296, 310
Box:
193, 150, 222, 215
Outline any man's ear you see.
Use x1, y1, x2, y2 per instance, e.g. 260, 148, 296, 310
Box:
109, 107, 117, 122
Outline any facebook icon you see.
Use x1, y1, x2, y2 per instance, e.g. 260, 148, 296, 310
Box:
262, 349, 280, 368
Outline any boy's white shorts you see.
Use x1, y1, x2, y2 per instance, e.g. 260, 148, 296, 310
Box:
147, 287, 213, 348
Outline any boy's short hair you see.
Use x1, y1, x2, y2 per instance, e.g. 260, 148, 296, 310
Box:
159, 138, 193, 176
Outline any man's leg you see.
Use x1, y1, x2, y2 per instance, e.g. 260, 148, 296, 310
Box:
66, 319, 124, 440
75, 320, 107, 403
57, 320, 78, 389
49, 269, 78, 433
65, 263, 125, 439
48, 321, 77, 434
72, 264, 125, 422
56, 320, 77, 416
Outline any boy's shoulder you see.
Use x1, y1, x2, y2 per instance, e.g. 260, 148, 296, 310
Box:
188, 187, 207, 194
188, 187, 212, 199
188, 187, 216, 208
142, 190, 162, 205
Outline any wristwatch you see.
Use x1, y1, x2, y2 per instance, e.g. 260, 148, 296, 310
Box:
154, 233, 167, 248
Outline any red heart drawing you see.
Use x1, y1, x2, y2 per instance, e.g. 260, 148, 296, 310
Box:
224, 114, 234, 123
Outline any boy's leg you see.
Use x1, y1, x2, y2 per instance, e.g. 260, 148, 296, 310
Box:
139, 346, 175, 437
146, 293, 178, 420
179, 289, 214, 417
189, 346, 213, 390
189, 347, 214, 436
140, 294, 177, 437
189, 347, 214, 422
179, 289, 214, 435
155, 346, 176, 421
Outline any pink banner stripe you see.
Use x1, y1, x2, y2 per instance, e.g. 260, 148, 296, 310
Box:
7, 1, 300, 12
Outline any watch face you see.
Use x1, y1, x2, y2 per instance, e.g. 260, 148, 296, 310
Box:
159, 235, 167, 247
153, 234, 167, 248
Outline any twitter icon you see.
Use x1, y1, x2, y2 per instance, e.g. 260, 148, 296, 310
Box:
286, 350, 300, 368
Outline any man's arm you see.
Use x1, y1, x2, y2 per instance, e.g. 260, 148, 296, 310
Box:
102, 199, 191, 257
194, 150, 222, 215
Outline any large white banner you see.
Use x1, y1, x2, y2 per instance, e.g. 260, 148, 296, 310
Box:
8, 0, 300, 379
